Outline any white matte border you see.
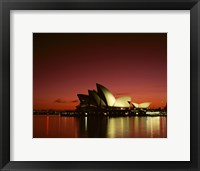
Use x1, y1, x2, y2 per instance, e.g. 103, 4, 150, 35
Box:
10, 10, 190, 161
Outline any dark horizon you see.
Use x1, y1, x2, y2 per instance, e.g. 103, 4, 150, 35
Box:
33, 33, 167, 110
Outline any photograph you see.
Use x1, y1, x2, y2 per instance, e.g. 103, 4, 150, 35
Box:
2, 0, 200, 170
33, 33, 167, 138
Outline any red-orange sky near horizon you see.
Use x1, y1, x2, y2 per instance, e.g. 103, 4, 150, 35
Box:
33, 33, 167, 110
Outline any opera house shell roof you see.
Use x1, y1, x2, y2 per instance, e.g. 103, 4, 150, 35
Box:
77, 83, 131, 109
131, 102, 151, 109
77, 83, 151, 111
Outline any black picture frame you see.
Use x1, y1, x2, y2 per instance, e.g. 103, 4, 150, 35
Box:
0, 0, 200, 170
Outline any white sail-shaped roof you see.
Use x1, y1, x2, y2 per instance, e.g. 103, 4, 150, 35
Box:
89, 90, 106, 107
132, 102, 139, 108
114, 96, 131, 107
132, 102, 151, 108
96, 83, 116, 107
139, 102, 151, 108
77, 83, 152, 110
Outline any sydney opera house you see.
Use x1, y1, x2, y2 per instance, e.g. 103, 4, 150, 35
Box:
76, 83, 151, 114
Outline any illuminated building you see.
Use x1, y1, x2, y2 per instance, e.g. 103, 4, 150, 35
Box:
76, 83, 131, 111
131, 102, 151, 109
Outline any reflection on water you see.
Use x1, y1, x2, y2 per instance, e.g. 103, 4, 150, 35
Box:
33, 115, 167, 138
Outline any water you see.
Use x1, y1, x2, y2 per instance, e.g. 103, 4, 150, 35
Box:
33, 115, 167, 138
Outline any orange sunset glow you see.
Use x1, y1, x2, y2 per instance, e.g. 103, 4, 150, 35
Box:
33, 33, 167, 111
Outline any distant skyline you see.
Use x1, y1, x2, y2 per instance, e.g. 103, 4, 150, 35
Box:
33, 33, 167, 110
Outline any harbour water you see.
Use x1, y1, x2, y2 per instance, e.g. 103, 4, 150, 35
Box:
33, 115, 167, 138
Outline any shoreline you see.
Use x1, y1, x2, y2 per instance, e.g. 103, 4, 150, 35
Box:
33, 113, 167, 117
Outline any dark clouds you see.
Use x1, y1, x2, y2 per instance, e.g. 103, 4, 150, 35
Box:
54, 98, 66, 103
71, 100, 79, 103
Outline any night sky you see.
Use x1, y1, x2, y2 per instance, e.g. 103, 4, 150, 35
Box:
33, 33, 167, 110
